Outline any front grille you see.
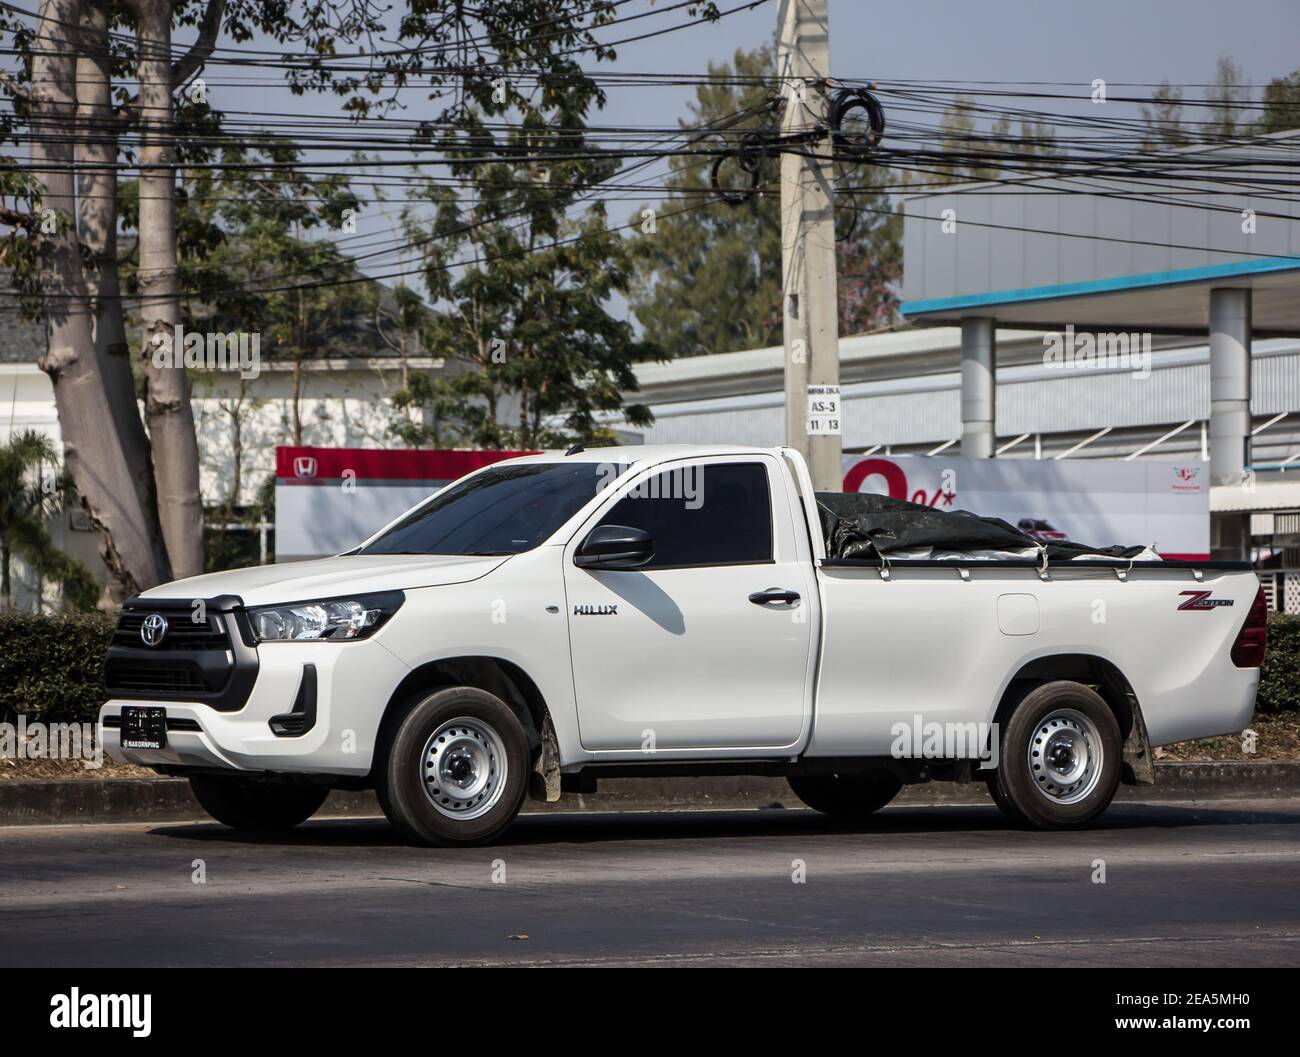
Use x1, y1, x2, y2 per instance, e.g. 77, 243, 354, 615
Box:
104, 661, 211, 694
103, 598, 257, 711
113, 609, 230, 650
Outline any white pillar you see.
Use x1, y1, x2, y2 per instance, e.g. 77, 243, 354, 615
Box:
1209, 288, 1251, 486
960, 317, 996, 458
1209, 287, 1252, 560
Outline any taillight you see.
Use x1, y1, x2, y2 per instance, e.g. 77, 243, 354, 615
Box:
1230, 586, 1268, 668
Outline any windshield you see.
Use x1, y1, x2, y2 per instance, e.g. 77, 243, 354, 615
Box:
360, 462, 624, 556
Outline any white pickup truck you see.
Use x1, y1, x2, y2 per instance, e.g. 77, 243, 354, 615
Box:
101, 445, 1266, 845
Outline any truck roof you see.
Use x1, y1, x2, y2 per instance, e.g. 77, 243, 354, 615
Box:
504, 443, 779, 465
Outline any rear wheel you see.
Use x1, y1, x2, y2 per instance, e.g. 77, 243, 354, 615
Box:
376, 686, 529, 846
987, 680, 1121, 830
189, 774, 329, 831
788, 769, 902, 819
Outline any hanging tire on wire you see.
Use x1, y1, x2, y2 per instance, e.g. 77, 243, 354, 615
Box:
710, 139, 763, 207
830, 86, 886, 155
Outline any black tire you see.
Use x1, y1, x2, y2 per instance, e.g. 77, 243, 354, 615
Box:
375, 686, 529, 847
788, 769, 902, 819
188, 774, 329, 831
984, 771, 1017, 818
987, 680, 1122, 830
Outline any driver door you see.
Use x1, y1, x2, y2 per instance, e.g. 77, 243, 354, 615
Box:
562, 456, 815, 754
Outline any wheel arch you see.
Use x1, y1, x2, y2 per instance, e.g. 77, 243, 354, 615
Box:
373, 656, 553, 769
994, 653, 1154, 785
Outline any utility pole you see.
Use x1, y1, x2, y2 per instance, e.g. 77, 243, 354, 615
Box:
778, 0, 841, 491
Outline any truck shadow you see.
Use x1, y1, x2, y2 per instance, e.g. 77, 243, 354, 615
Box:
149, 800, 1300, 849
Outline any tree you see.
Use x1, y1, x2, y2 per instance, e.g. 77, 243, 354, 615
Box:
5, 0, 709, 577
395, 148, 655, 450
1256, 69, 1300, 135
629, 44, 902, 359
0, 430, 98, 611
370, 172, 432, 398
3, 0, 170, 601
168, 140, 371, 446
382, 3, 693, 448
1206, 55, 1250, 139
77, 0, 161, 543
918, 96, 1058, 186
1140, 82, 1189, 149
1, 0, 389, 596
121, 0, 231, 580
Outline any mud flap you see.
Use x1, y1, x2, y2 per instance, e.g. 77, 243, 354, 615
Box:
1121, 695, 1155, 785
529, 711, 562, 802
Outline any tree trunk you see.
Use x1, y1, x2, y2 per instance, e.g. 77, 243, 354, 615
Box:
292, 262, 305, 445
291, 360, 303, 445
225, 378, 245, 519
132, 0, 204, 578
76, 0, 172, 592
1, 542, 10, 610
31, 0, 168, 598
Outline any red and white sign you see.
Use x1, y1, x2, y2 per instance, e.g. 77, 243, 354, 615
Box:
275, 447, 532, 561
841, 454, 1209, 560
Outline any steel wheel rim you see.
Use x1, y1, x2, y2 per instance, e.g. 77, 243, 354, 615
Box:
421, 716, 507, 821
1028, 708, 1103, 806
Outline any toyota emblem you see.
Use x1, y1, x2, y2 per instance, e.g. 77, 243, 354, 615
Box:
140, 613, 169, 647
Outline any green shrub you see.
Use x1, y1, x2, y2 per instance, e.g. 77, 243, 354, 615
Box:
1257, 612, 1300, 715
0, 610, 114, 724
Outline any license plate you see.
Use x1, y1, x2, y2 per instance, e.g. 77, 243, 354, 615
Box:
120, 706, 167, 751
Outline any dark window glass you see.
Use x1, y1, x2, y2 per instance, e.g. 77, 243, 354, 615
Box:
362, 463, 624, 556
597, 462, 772, 568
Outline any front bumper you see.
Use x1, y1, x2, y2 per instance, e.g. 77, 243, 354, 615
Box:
100, 635, 411, 778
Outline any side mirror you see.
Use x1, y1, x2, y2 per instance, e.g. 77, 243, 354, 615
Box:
574, 525, 654, 570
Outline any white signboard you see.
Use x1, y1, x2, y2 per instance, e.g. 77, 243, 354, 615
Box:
275, 447, 530, 562
841, 454, 1209, 560
806, 385, 842, 436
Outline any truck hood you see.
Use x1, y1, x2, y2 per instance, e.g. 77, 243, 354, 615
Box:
137, 553, 510, 608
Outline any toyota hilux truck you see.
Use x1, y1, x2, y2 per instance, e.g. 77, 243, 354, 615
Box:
100, 445, 1266, 845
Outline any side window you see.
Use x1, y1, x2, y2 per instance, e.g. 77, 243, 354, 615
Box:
598, 462, 773, 569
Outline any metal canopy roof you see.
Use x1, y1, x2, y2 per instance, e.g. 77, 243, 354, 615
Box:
899, 130, 1300, 335
903, 257, 1300, 335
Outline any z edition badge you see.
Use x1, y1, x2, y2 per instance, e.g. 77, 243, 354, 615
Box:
1177, 591, 1236, 611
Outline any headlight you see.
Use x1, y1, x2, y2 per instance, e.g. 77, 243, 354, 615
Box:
247, 591, 404, 642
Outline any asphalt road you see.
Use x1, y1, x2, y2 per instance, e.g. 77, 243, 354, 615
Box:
2, 799, 1299, 967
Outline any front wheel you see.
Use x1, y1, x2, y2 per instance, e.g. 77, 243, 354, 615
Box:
188, 774, 329, 831
788, 769, 902, 819
987, 680, 1122, 830
376, 686, 530, 846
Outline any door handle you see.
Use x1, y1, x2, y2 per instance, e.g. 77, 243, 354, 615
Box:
749, 588, 800, 606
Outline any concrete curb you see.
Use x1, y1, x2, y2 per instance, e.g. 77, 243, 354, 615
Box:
1, 761, 1299, 826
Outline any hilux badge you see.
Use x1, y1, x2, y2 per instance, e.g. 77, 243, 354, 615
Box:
573, 604, 618, 616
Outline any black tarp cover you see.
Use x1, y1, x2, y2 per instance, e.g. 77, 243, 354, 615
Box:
815, 492, 1151, 562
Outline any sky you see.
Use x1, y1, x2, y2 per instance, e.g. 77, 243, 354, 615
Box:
575, 0, 1300, 140
147, 0, 1300, 321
